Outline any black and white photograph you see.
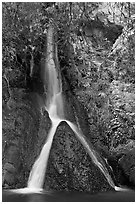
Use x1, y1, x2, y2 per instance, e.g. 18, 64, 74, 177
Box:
2, 2, 135, 202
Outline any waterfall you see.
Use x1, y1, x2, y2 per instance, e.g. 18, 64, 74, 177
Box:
27, 25, 63, 189
27, 24, 116, 191
10, 24, 128, 193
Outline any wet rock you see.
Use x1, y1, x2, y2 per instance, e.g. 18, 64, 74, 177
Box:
118, 148, 135, 186
4, 146, 21, 169
2, 163, 17, 188
3, 171, 16, 186
104, 140, 135, 188
2, 89, 46, 189
45, 121, 113, 193
63, 90, 91, 139
4, 163, 17, 173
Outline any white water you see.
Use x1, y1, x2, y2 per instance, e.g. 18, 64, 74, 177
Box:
28, 119, 61, 189
28, 25, 63, 189
11, 25, 128, 193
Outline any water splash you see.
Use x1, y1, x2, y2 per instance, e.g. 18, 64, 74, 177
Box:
115, 186, 131, 192
7, 187, 44, 194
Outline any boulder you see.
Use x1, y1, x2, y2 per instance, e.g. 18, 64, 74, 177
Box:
44, 121, 112, 193
118, 148, 135, 186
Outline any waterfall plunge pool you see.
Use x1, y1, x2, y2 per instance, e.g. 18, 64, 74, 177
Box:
3, 189, 135, 202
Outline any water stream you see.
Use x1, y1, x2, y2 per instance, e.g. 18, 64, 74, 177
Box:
27, 24, 117, 191
8, 24, 128, 194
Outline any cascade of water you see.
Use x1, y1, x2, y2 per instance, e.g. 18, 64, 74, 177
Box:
27, 25, 62, 189
28, 118, 61, 189
25, 24, 127, 193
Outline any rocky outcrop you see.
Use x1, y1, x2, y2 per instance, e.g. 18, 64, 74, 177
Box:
45, 121, 112, 193
118, 148, 135, 185
2, 89, 51, 189
100, 139, 135, 189
79, 16, 123, 44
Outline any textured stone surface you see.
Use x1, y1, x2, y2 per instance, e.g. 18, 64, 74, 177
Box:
44, 122, 112, 193
118, 148, 135, 185
2, 89, 50, 189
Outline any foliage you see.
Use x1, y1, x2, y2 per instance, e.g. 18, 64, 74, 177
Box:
2, 2, 49, 88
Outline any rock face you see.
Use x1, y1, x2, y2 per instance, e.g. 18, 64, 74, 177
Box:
118, 147, 135, 186
2, 88, 113, 192
44, 122, 112, 193
2, 89, 51, 189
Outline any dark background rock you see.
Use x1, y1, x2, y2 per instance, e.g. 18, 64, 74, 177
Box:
118, 148, 135, 186
80, 17, 123, 44
2, 89, 51, 189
